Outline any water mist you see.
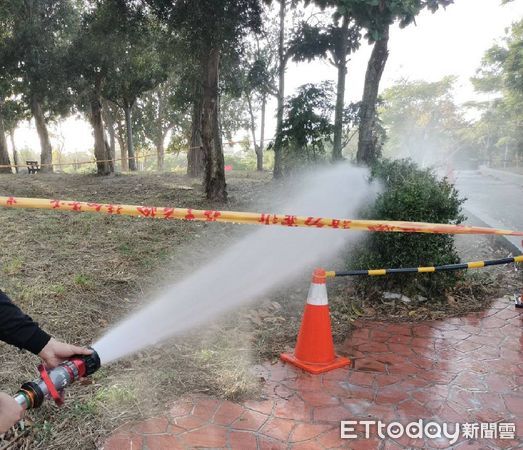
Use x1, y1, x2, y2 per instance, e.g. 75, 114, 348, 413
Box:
94, 165, 377, 365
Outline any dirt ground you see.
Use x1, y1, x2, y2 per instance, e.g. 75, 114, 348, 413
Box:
0, 172, 520, 449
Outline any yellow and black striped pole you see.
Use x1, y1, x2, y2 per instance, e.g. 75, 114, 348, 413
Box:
326, 255, 523, 278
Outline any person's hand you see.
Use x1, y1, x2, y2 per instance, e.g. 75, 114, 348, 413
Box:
0, 393, 23, 433
38, 338, 92, 369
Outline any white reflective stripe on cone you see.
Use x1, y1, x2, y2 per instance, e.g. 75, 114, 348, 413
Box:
307, 282, 328, 306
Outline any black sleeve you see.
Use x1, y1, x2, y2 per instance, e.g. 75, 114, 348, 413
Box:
0, 289, 51, 355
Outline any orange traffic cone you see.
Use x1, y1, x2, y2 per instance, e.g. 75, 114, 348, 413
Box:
281, 268, 351, 374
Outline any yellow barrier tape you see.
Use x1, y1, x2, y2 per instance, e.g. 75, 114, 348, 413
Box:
1, 196, 523, 236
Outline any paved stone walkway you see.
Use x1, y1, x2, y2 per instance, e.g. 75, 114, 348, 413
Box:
103, 298, 523, 449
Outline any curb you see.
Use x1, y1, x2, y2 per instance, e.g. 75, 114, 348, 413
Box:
479, 166, 523, 185
465, 208, 522, 256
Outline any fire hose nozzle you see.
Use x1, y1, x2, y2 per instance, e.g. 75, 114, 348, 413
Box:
13, 347, 101, 410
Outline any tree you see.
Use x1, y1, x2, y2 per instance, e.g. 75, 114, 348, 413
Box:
272, 0, 291, 178
2, 100, 27, 173
273, 81, 334, 172
105, 101, 129, 171
470, 19, 523, 166
68, 1, 124, 175
239, 36, 278, 171
134, 77, 191, 171
149, 0, 262, 201
0, 6, 14, 174
2, 0, 79, 173
0, 101, 11, 174
103, 5, 168, 172
323, 0, 454, 165
289, 15, 361, 161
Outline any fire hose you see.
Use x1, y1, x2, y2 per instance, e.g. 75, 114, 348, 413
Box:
13, 348, 101, 410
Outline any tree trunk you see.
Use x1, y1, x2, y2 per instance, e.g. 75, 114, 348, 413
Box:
115, 119, 128, 171
31, 96, 53, 173
10, 132, 19, 174
246, 93, 262, 171
332, 16, 349, 162
124, 102, 137, 171
157, 137, 165, 171
188, 86, 204, 177
90, 78, 112, 176
273, 0, 286, 179
201, 47, 227, 202
103, 132, 114, 173
157, 92, 165, 172
258, 95, 266, 171
356, 25, 389, 165
0, 105, 12, 174
103, 100, 116, 169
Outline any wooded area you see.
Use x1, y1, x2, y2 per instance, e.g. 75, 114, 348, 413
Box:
0, 0, 456, 200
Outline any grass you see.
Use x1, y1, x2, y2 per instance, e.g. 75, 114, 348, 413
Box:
0, 171, 309, 449
0, 170, 517, 449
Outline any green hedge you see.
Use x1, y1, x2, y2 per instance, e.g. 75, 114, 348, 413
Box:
349, 159, 466, 298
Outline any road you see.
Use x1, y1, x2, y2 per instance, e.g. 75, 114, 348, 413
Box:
454, 169, 523, 254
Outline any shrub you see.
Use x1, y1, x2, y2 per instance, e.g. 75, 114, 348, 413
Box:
349, 159, 466, 298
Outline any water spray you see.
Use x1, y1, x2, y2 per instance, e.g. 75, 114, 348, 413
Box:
13, 348, 101, 410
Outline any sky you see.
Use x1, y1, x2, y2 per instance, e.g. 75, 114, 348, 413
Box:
12, 0, 523, 155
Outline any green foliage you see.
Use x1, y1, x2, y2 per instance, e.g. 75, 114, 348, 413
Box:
350, 159, 466, 298
134, 77, 191, 150
469, 19, 523, 166
314, 0, 452, 41
1, 0, 80, 116
272, 82, 335, 172
150, 0, 262, 55
289, 21, 361, 64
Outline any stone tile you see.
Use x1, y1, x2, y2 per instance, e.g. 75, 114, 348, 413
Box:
314, 427, 346, 448
257, 436, 288, 449
103, 433, 143, 450
131, 417, 168, 434
232, 409, 268, 431
181, 424, 227, 448
169, 399, 194, 418
347, 371, 375, 387
396, 399, 433, 421
260, 416, 295, 441
173, 414, 206, 431
243, 398, 274, 415
300, 390, 340, 407
357, 342, 390, 353
290, 423, 334, 442
274, 397, 312, 421
313, 405, 350, 423
103, 299, 522, 450
503, 394, 523, 415
145, 434, 184, 450
290, 441, 327, 450
229, 430, 258, 449
192, 396, 221, 420
213, 401, 245, 426
352, 358, 387, 373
